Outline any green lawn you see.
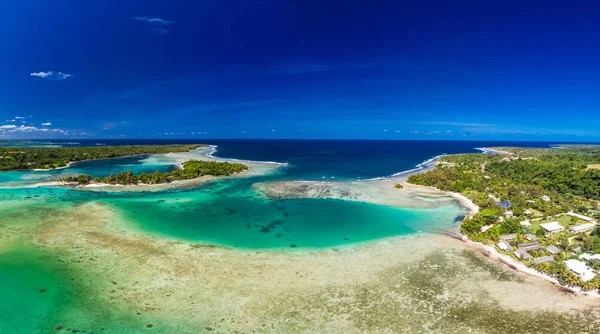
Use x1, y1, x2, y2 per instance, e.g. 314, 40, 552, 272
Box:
529, 214, 585, 233
525, 208, 543, 217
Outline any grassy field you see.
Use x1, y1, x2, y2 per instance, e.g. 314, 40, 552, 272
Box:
587, 164, 600, 170
525, 208, 543, 217
529, 214, 585, 233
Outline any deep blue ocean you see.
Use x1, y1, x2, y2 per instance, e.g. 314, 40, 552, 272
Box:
1, 139, 594, 180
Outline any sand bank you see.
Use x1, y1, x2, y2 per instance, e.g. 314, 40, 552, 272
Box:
254, 177, 476, 215
31, 161, 75, 171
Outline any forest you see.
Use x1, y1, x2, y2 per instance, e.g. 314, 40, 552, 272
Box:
0, 144, 204, 171
60, 160, 248, 185
407, 146, 600, 239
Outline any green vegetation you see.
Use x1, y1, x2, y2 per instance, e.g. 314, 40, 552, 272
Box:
394, 183, 403, 189
60, 160, 248, 186
408, 145, 600, 291
0, 144, 204, 171
408, 146, 600, 240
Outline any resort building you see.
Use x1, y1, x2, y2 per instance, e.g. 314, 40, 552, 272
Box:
540, 221, 564, 234
514, 249, 532, 260
498, 201, 511, 209
580, 253, 600, 261
497, 241, 512, 251
524, 209, 533, 216
565, 259, 596, 282
504, 211, 513, 218
533, 256, 554, 264
517, 241, 539, 250
520, 220, 531, 227
569, 223, 597, 233
546, 245, 560, 255
567, 212, 597, 223
499, 234, 516, 241
541, 195, 551, 202
524, 233, 538, 241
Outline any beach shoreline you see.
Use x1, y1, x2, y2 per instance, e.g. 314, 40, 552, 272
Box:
31, 161, 74, 171
463, 237, 600, 298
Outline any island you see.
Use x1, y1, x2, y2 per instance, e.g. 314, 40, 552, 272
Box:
59, 160, 249, 186
408, 145, 600, 291
0, 144, 204, 171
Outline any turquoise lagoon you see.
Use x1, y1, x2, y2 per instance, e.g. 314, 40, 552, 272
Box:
0, 144, 466, 332
0, 146, 466, 249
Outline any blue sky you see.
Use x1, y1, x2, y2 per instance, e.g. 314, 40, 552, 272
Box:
0, 0, 598, 140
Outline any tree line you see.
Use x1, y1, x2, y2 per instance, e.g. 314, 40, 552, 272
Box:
407, 146, 600, 241
0, 144, 204, 171
60, 160, 248, 185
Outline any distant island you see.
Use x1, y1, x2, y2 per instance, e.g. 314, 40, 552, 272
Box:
59, 159, 249, 186
0, 144, 204, 171
408, 145, 600, 292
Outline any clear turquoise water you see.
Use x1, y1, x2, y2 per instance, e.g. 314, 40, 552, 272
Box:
111, 180, 462, 249
1, 140, 596, 333
0, 141, 465, 332
0, 142, 467, 249
0, 245, 70, 333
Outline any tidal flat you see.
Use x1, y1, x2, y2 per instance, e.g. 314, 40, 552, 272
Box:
1, 145, 600, 333
1, 201, 600, 333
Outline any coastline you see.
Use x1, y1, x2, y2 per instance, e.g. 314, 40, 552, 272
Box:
463, 237, 600, 298
31, 161, 74, 171
403, 149, 600, 299
256, 149, 600, 299
400, 182, 479, 217
475, 147, 510, 155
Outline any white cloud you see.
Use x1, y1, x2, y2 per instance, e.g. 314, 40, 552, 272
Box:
14, 116, 25, 119
133, 16, 177, 25
30, 71, 73, 80
0, 124, 66, 134
41, 122, 52, 126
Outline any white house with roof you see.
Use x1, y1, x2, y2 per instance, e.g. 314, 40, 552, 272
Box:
580, 253, 600, 261
540, 221, 564, 234
541, 195, 551, 202
567, 212, 597, 223
570, 223, 597, 233
520, 220, 531, 227
565, 259, 596, 282
504, 211, 513, 218
497, 241, 512, 251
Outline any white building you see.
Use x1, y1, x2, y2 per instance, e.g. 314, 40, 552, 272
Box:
579, 253, 600, 261
541, 195, 551, 202
540, 221, 564, 233
565, 259, 596, 282
505, 211, 514, 218
570, 223, 597, 233
567, 212, 597, 223
497, 241, 512, 251
520, 220, 531, 227
524, 209, 533, 215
